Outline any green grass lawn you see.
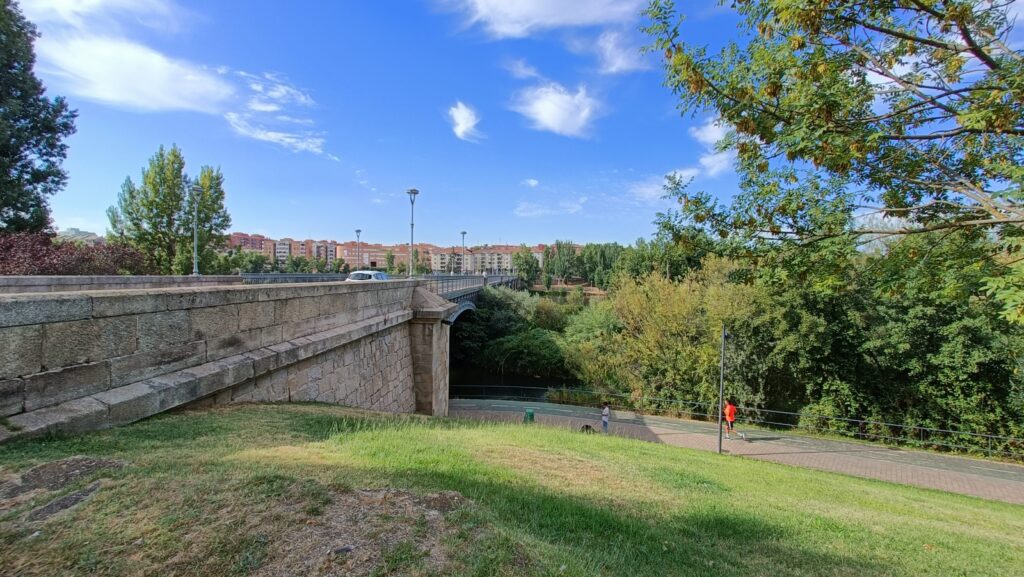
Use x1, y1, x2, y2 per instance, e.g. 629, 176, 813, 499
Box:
1, 404, 1021, 576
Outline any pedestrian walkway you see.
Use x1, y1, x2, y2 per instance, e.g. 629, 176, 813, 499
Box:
450, 399, 1024, 505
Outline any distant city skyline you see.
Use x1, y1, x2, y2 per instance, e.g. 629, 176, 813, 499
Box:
23, 0, 741, 245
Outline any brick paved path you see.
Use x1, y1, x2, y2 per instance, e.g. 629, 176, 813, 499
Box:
450, 400, 1024, 505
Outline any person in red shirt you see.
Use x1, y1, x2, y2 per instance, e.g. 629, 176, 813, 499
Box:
723, 399, 745, 440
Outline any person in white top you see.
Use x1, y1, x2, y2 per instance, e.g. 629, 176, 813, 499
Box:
601, 403, 610, 434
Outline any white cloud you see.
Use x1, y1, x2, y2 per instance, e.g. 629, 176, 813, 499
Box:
625, 119, 732, 202
247, 98, 281, 112
521, 178, 540, 188
224, 112, 325, 154
512, 83, 600, 137
21, 0, 183, 32
699, 152, 733, 177
506, 58, 540, 79
448, 101, 482, 141
629, 169, 699, 203
243, 72, 316, 113
35, 36, 234, 113
451, 0, 646, 38
594, 31, 648, 74
514, 196, 587, 217
688, 117, 734, 177
275, 115, 315, 125
25, 0, 333, 158
688, 118, 728, 148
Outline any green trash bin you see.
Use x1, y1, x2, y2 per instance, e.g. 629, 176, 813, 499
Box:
524, 409, 535, 423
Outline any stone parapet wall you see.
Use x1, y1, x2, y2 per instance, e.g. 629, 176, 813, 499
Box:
0, 275, 244, 294
0, 280, 441, 441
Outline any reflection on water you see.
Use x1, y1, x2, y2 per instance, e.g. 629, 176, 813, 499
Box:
449, 366, 580, 400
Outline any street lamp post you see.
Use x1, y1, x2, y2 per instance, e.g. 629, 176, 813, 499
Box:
191, 193, 200, 276
407, 188, 419, 278
460, 230, 466, 275
717, 323, 727, 454
355, 229, 361, 270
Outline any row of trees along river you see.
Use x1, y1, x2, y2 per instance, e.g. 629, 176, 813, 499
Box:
451, 219, 1024, 454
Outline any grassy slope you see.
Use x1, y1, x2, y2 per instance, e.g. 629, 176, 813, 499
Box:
0, 404, 1021, 577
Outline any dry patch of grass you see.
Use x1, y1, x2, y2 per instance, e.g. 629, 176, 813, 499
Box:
473, 444, 681, 511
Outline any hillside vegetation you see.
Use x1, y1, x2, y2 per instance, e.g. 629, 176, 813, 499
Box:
1, 404, 1021, 577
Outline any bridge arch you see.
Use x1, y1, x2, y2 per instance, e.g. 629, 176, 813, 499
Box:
444, 301, 476, 324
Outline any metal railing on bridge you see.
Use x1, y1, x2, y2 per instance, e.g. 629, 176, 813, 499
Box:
240, 273, 349, 284
450, 384, 1024, 460
420, 274, 519, 297
239, 273, 519, 295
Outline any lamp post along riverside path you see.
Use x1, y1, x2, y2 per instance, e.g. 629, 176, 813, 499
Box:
461, 230, 467, 275
355, 229, 361, 269
407, 188, 419, 278
191, 192, 200, 276
717, 323, 727, 454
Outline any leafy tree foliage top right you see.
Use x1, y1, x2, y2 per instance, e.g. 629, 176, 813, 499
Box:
643, 0, 1023, 238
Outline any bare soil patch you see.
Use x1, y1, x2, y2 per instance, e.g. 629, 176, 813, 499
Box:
0, 455, 125, 500
1, 455, 124, 530
254, 488, 469, 577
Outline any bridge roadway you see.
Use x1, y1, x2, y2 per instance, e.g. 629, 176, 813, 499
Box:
450, 398, 1024, 505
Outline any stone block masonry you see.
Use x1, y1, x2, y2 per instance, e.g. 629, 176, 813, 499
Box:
0, 280, 455, 442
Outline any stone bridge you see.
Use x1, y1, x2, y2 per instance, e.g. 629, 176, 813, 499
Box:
0, 276, 512, 442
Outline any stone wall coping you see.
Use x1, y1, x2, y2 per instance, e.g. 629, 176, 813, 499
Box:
0, 279, 423, 327
0, 275, 243, 286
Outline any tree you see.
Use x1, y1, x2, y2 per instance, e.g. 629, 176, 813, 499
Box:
238, 251, 269, 273
0, 232, 151, 275
644, 0, 1024, 320
512, 244, 540, 284
173, 166, 231, 274
645, 0, 1023, 236
411, 248, 430, 274
550, 240, 578, 283
285, 255, 310, 273
0, 1, 77, 233
579, 243, 624, 288
107, 146, 231, 274
385, 250, 395, 273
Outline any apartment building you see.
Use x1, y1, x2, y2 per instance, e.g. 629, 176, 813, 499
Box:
313, 241, 337, 265
274, 238, 294, 263
227, 232, 272, 252
225, 231, 468, 270
429, 244, 546, 274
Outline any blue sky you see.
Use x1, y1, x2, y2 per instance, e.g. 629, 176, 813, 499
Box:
22, 0, 740, 246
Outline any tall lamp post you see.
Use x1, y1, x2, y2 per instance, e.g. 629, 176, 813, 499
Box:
191, 193, 200, 276
460, 230, 467, 275
355, 229, 361, 270
717, 323, 727, 454
407, 188, 419, 278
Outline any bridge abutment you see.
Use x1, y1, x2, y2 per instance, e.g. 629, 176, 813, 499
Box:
408, 287, 457, 417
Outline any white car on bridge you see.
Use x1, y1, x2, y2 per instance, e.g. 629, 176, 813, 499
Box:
346, 270, 390, 281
